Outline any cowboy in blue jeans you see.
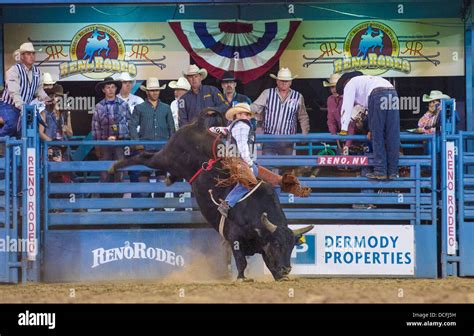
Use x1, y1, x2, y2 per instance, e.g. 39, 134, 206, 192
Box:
336, 72, 400, 179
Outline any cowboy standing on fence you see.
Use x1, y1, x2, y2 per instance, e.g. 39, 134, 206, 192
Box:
337, 71, 400, 180
0, 42, 51, 137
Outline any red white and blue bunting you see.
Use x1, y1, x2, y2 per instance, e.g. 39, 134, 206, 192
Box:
169, 19, 301, 84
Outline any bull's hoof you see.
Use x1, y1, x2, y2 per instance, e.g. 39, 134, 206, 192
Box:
236, 277, 254, 283
276, 276, 291, 282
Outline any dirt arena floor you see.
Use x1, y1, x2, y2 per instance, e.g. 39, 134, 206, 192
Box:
1, 277, 473, 303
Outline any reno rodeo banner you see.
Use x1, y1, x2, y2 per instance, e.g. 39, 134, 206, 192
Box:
280, 19, 464, 78
3, 22, 189, 81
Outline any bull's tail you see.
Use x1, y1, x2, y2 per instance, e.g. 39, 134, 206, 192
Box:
108, 151, 157, 174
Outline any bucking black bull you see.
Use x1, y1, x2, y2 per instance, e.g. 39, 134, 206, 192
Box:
109, 108, 313, 281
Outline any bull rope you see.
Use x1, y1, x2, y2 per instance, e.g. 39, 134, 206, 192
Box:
208, 181, 264, 238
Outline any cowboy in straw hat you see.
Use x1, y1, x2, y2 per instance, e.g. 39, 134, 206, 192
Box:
0, 41, 51, 138
417, 90, 451, 134
116, 72, 143, 114
324, 73, 355, 154
129, 77, 174, 151
336, 71, 400, 180
179, 64, 228, 126
220, 71, 251, 107
216, 102, 258, 218
251, 67, 309, 158
169, 77, 190, 130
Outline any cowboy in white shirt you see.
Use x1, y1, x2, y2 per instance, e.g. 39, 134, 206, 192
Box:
337, 71, 400, 180
117, 72, 144, 113
0, 42, 50, 136
169, 77, 190, 130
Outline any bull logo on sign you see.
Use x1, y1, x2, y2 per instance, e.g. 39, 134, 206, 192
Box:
83, 28, 111, 63
357, 25, 384, 60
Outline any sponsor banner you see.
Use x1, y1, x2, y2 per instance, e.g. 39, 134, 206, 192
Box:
289, 225, 415, 275
445, 141, 457, 255
281, 19, 464, 78
317, 155, 368, 166
4, 23, 189, 81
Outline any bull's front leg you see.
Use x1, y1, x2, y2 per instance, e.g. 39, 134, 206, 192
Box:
230, 241, 253, 282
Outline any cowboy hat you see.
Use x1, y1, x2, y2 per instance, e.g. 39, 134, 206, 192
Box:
183, 64, 208, 80
45, 84, 67, 96
117, 72, 136, 84
422, 90, 451, 102
95, 76, 122, 94
336, 71, 364, 95
323, 73, 341, 87
221, 71, 237, 82
43, 72, 56, 85
270, 68, 298, 81
19, 42, 36, 54
140, 77, 166, 91
225, 102, 255, 121
168, 77, 191, 91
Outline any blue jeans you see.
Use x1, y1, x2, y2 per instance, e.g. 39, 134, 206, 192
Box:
0, 102, 20, 137
368, 88, 400, 176
225, 165, 258, 207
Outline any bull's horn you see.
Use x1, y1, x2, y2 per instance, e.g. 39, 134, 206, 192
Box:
261, 212, 277, 233
292, 225, 314, 237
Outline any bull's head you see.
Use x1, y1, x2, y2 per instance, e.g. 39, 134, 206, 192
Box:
198, 108, 226, 129
258, 212, 313, 281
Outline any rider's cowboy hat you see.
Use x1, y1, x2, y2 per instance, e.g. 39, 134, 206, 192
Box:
168, 77, 191, 91
323, 73, 341, 87
336, 71, 363, 95
183, 64, 208, 80
140, 77, 166, 91
95, 76, 122, 94
43, 72, 56, 85
270, 67, 298, 81
422, 90, 451, 102
225, 102, 255, 121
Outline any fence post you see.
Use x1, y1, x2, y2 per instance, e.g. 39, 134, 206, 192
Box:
21, 105, 41, 282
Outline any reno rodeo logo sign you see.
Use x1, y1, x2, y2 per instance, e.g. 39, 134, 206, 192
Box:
335, 21, 410, 75
60, 24, 137, 79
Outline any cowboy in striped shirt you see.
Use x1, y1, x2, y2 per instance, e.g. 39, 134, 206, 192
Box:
251, 68, 310, 156
0, 42, 50, 137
